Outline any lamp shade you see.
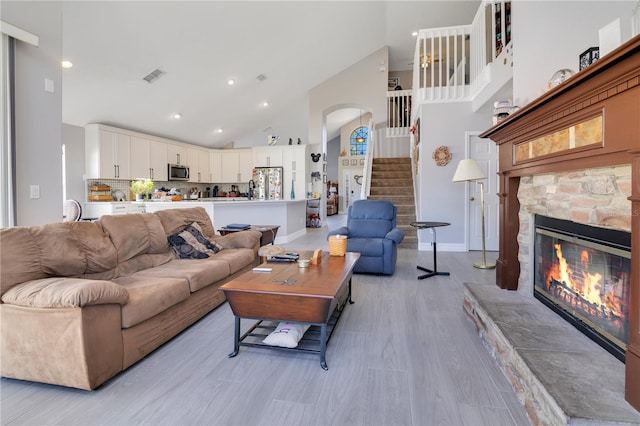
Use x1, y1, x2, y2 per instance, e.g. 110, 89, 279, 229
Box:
452, 159, 486, 182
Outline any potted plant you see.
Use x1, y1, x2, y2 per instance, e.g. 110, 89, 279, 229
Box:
130, 179, 154, 201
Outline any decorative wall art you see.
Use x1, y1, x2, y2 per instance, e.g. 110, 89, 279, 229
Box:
411, 118, 420, 145
310, 153, 321, 162
432, 145, 452, 166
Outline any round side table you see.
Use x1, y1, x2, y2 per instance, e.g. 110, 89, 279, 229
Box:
410, 221, 451, 280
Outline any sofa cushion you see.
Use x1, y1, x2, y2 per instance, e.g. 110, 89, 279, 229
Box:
1, 277, 128, 308
0, 222, 117, 296
168, 222, 223, 259
155, 207, 216, 239
113, 276, 190, 328
139, 258, 231, 293
99, 213, 169, 263
208, 248, 257, 274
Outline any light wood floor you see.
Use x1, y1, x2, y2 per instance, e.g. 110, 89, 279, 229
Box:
0, 215, 531, 426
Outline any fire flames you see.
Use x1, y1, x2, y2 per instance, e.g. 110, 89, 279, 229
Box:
546, 244, 622, 314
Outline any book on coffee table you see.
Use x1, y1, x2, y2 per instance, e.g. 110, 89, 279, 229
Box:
225, 223, 251, 230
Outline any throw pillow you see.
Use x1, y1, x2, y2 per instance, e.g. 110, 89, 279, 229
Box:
262, 322, 310, 348
168, 222, 223, 259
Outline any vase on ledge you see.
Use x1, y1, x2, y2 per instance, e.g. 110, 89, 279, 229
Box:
290, 181, 295, 200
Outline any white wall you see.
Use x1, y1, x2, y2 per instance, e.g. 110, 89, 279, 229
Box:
512, 0, 636, 107
418, 102, 491, 247
308, 46, 389, 147
232, 97, 309, 148
2, 1, 63, 225
62, 123, 85, 203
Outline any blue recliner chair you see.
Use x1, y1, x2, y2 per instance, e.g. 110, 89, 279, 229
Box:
327, 199, 404, 275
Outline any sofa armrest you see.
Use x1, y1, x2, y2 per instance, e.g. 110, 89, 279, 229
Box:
1, 277, 129, 309
385, 228, 405, 244
211, 230, 261, 250
327, 227, 349, 239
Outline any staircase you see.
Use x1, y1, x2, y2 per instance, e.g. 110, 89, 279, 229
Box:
367, 157, 417, 248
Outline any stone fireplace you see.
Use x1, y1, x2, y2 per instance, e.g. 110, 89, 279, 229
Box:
515, 167, 632, 362
480, 36, 640, 410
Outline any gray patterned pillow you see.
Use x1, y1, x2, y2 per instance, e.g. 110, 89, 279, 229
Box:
168, 222, 223, 259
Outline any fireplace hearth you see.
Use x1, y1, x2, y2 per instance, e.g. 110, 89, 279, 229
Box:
534, 215, 631, 361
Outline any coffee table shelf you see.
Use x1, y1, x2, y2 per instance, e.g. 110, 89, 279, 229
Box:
230, 296, 350, 369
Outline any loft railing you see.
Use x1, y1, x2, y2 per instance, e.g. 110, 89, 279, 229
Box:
408, 1, 512, 106
411, 25, 472, 103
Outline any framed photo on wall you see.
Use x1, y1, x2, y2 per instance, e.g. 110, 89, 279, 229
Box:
351, 159, 357, 165
388, 77, 399, 89
342, 159, 349, 166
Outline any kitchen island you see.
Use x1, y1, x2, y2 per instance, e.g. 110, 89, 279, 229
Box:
141, 199, 308, 244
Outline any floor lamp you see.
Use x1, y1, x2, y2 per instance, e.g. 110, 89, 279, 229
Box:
452, 159, 496, 269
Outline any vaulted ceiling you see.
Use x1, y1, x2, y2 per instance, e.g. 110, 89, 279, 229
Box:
61, 1, 480, 148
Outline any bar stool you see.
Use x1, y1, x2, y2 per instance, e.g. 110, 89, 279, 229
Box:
410, 221, 451, 279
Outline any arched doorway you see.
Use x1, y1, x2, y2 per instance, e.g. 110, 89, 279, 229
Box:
322, 104, 372, 215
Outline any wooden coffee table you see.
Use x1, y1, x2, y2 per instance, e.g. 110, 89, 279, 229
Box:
220, 251, 360, 369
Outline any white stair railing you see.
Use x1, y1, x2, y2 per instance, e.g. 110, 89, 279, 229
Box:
386, 89, 412, 137
361, 118, 375, 200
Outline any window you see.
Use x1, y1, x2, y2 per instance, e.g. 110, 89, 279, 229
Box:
350, 126, 368, 156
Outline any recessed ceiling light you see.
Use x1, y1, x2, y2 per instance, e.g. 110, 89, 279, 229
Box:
411, 31, 418, 37
61, 60, 73, 68
260, 101, 269, 108
216, 128, 223, 133
227, 79, 235, 86
172, 113, 182, 119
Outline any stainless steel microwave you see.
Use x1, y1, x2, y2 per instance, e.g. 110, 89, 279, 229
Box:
168, 164, 190, 181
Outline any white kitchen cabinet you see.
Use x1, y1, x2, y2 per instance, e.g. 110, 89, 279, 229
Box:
238, 149, 253, 182
167, 143, 187, 165
210, 150, 222, 182
253, 146, 283, 167
149, 140, 168, 181
219, 149, 253, 183
85, 125, 131, 179
220, 150, 239, 183
83, 202, 146, 219
130, 137, 168, 181
187, 147, 210, 183
282, 145, 307, 200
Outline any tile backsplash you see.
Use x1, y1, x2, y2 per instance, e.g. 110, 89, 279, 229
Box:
86, 179, 252, 201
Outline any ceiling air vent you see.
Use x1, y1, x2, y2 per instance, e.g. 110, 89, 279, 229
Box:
142, 69, 165, 83
256, 74, 267, 82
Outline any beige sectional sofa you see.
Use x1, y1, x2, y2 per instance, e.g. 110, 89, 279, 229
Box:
0, 207, 261, 390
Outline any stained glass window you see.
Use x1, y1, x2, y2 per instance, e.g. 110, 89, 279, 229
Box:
350, 126, 368, 156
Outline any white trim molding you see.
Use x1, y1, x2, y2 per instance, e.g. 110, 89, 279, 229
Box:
0, 20, 39, 47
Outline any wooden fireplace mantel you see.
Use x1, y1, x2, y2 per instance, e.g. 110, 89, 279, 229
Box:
480, 35, 640, 411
